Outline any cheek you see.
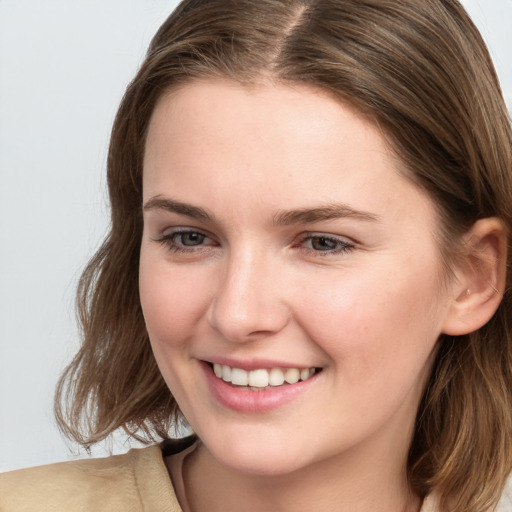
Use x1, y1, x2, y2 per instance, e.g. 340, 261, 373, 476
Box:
295, 258, 445, 381
138, 251, 211, 348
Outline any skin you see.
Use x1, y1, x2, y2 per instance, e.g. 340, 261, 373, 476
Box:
138, 79, 491, 512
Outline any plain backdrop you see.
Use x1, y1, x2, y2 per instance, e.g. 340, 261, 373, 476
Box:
1, 0, 511, 472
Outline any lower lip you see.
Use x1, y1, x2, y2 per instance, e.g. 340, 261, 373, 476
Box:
201, 362, 318, 413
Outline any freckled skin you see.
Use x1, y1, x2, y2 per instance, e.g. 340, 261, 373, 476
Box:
139, 79, 457, 511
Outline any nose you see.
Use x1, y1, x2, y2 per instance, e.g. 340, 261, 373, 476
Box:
207, 248, 290, 343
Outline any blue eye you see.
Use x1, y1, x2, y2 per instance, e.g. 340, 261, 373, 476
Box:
157, 229, 215, 253
301, 234, 354, 254
309, 236, 339, 251
176, 232, 206, 246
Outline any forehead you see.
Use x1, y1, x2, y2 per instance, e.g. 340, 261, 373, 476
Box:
142, 78, 436, 232
147, 78, 377, 136
145, 79, 390, 182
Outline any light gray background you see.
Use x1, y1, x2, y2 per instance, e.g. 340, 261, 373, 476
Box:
1, 0, 511, 472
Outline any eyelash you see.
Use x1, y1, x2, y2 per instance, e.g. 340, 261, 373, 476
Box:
156, 229, 216, 253
296, 234, 355, 255
156, 229, 355, 256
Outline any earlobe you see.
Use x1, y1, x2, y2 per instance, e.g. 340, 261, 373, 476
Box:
442, 217, 507, 336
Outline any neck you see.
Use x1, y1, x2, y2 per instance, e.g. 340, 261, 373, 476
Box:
181, 437, 422, 512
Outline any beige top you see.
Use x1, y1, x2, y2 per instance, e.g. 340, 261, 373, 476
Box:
1, 440, 511, 512
0, 444, 181, 512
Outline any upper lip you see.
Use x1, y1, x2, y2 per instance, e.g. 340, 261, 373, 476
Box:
202, 357, 319, 371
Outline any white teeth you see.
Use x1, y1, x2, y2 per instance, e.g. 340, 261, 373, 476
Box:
269, 368, 285, 386
212, 364, 316, 388
248, 369, 269, 388
213, 363, 223, 378
231, 367, 248, 386
284, 368, 300, 384
300, 368, 310, 381
222, 364, 232, 382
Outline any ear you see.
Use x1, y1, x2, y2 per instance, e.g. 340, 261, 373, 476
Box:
442, 217, 507, 336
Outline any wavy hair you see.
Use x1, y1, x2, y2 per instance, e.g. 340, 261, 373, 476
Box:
55, 1, 512, 510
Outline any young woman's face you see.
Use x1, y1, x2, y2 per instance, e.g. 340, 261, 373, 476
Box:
140, 79, 456, 476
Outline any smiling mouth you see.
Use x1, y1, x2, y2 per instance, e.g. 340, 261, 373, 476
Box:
209, 363, 320, 390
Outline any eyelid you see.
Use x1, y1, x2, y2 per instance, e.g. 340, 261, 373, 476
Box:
155, 227, 218, 253
157, 225, 216, 239
295, 232, 356, 255
153, 226, 357, 257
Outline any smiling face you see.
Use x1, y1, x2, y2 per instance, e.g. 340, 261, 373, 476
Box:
139, 79, 457, 478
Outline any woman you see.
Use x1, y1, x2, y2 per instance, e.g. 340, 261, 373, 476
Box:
1, 0, 511, 511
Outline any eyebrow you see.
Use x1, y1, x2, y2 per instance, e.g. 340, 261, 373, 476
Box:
143, 196, 379, 225
143, 196, 214, 221
272, 204, 380, 225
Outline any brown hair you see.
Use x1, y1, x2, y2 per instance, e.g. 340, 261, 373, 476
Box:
55, 1, 512, 510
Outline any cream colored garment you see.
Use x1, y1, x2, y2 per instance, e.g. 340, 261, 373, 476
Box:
1, 442, 512, 512
419, 480, 512, 512
500, 478, 512, 511
0, 445, 181, 512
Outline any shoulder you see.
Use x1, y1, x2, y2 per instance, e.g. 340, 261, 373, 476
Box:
0, 443, 182, 512
422, 476, 512, 512
496, 476, 512, 511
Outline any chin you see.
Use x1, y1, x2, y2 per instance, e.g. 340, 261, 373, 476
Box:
218, 449, 306, 477
197, 427, 316, 477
